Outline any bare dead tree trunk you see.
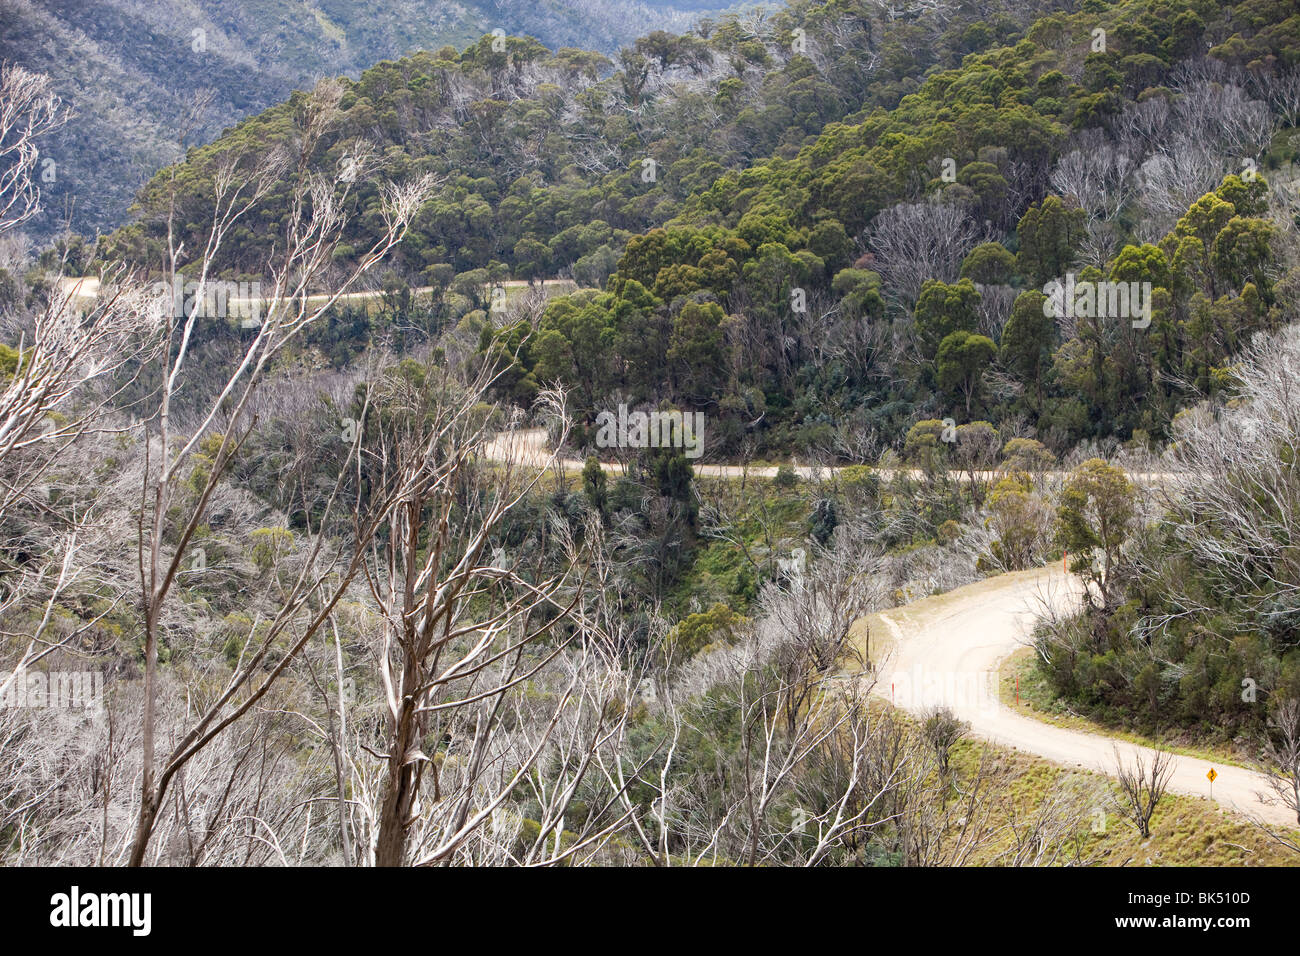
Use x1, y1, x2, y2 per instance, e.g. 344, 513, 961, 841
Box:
1254, 697, 1300, 851
125, 79, 436, 866
1110, 744, 1175, 839
362, 351, 590, 865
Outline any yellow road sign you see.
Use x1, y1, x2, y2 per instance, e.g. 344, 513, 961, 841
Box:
1207, 768, 1218, 783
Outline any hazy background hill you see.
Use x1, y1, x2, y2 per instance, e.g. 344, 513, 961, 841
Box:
0, 0, 753, 244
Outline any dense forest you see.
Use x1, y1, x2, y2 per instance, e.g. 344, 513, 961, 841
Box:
91, 0, 1300, 463
0, 0, 745, 242
3, 0, 1300, 871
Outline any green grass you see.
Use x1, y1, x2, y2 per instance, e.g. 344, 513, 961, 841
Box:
949, 735, 1299, 865
839, 589, 1297, 865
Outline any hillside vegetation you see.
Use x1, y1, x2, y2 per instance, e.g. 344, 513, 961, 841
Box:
88, 0, 1300, 465
0, 0, 746, 241
4, 0, 1300, 867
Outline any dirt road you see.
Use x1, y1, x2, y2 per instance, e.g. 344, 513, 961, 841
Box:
481, 427, 1173, 484
58, 276, 576, 310
481, 426, 826, 478
490, 428, 1284, 826
865, 565, 1296, 828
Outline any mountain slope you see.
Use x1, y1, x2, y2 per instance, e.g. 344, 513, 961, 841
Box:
0, 0, 748, 242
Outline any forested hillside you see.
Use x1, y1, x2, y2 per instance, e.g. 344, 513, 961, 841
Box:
3, 0, 1300, 872
99, 0, 1300, 461
0, 0, 745, 242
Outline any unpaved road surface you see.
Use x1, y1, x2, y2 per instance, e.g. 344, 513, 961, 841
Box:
865, 565, 1296, 828
59, 276, 576, 310
492, 426, 1284, 826
481, 427, 822, 479
481, 427, 1173, 484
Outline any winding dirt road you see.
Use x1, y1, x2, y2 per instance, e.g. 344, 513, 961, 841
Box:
63, 278, 1275, 824
864, 565, 1297, 828
493, 428, 1286, 823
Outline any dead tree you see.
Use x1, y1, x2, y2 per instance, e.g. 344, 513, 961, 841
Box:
126, 78, 436, 866
357, 364, 594, 866
1109, 744, 1175, 839
0, 66, 165, 718
999, 772, 1105, 866
1252, 696, 1300, 853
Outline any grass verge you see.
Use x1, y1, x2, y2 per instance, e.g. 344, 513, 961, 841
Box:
997, 647, 1251, 768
